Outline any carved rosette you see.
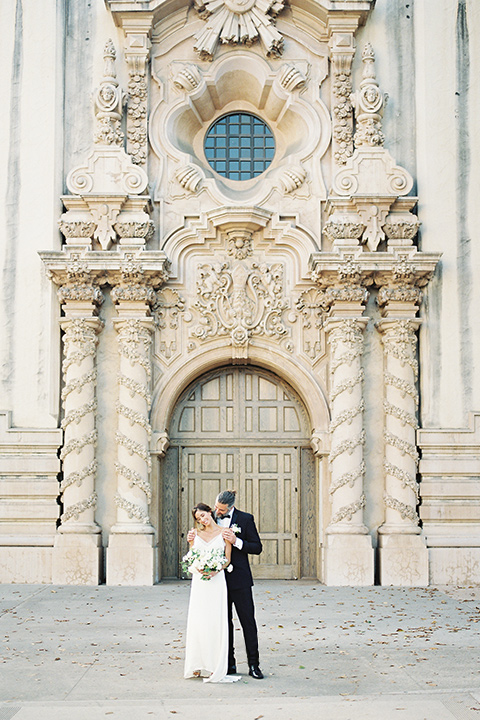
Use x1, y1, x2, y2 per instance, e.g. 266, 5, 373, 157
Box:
378, 320, 421, 531
325, 318, 368, 533
59, 317, 103, 532
113, 317, 154, 529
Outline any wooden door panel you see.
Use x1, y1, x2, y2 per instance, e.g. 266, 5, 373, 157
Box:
241, 447, 298, 579
166, 367, 311, 580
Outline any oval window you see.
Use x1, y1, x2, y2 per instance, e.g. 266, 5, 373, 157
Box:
204, 112, 275, 181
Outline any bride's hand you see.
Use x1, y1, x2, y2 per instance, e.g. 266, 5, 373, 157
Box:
187, 528, 196, 544
202, 570, 216, 580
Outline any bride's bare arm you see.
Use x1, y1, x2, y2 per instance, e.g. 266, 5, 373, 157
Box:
224, 539, 232, 565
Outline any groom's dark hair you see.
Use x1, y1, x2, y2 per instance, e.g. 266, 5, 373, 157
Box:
216, 490, 236, 508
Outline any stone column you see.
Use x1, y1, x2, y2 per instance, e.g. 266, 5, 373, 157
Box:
52, 281, 104, 584
106, 258, 163, 585
377, 316, 428, 585
323, 316, 374, 585
310, 255, 374, 585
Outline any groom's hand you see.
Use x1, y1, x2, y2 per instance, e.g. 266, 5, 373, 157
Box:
187, 528, 195, 543
221, 528, 236, 543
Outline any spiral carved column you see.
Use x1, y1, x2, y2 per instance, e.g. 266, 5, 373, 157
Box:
377, 318, 428, 585
53, 314, 104, 584
324, 317, 374, 585
113, 317, 154, 531
107, 295, 157, 585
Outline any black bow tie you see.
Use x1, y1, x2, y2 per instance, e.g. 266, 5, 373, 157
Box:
220, 514, 231, 519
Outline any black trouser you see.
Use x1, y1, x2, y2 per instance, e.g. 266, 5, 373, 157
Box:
227, 586, 259, 667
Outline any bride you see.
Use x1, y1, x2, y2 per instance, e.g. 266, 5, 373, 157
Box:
184, 503, 240, 683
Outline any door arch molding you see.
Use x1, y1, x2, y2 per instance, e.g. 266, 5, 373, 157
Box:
151, 343, 330, 437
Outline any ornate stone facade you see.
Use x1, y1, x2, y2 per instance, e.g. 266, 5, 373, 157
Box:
3, 0, 480, 588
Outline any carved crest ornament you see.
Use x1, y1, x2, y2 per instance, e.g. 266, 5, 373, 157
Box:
193, 0, 285, 60
193, 261, 288, 347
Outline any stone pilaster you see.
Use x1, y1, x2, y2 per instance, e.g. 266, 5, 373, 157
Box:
52, 268, 104, 584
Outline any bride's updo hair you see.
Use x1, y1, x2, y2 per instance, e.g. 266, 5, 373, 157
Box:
192, 502, 214, 527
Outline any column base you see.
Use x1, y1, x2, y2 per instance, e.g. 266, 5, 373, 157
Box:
106, 533, 157, 585
324, 533, 374, 586
52, 533, 102, 585
378, 533, 429, 586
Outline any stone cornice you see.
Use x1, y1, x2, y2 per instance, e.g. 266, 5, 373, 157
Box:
310, 249, 440, 289
107, 0, 373, 32
39, 249, 170, 295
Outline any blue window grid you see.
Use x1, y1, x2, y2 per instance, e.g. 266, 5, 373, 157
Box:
205, 113, 275, 180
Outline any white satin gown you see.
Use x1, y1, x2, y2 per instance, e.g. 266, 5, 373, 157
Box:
184, 533, 239, 683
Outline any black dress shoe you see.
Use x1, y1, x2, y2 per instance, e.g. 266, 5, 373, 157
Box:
248, 664, 264, 679
227, 665, 237, 675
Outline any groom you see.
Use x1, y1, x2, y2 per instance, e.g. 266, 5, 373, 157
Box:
215, 489, 263, 679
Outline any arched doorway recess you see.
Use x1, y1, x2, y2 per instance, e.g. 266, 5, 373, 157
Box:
160, 365, 316, 580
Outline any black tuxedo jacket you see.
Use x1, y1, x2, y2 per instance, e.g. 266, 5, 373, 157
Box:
225, 508, 262, 591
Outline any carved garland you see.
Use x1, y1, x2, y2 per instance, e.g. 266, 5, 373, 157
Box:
61, 493, 98, 524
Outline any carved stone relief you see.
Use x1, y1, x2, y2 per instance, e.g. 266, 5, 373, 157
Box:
192, 0, 285, 60
294, 287, 328, 363
192, 260, 289, 347
153, 288, 186, 362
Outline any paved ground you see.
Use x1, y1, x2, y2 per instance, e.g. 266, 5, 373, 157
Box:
1, 581, 480, 719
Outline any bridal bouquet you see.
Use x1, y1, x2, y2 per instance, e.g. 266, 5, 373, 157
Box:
182, 547, 227, 580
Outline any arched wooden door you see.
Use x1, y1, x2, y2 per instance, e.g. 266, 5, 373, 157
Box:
160, 366, 315, 580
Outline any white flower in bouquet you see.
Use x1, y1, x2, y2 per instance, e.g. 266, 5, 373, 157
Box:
182, 546, 227, 580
